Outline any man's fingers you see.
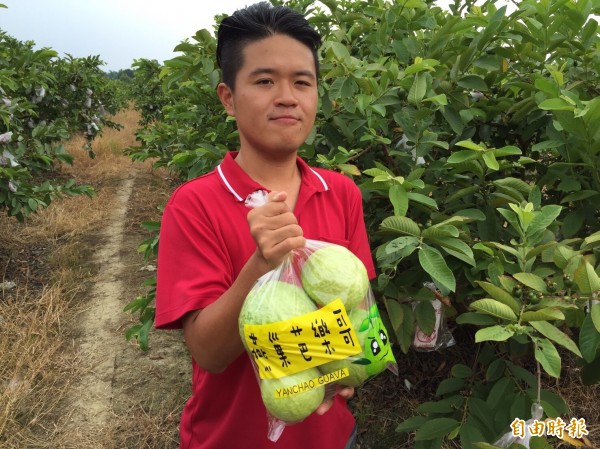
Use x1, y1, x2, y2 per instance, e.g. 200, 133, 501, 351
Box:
337, 387, 355, 400
315, 397, 334, 415
267, 190, 287, 203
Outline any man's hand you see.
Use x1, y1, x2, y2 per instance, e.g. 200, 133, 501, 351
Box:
247, 191, 305, 270
315, 386, 355, 415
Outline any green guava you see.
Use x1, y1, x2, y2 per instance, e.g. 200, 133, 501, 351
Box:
301, 245, 369, 310
238, 280, 317, 347
260, 367, 325, 422
318, 308, 370, 387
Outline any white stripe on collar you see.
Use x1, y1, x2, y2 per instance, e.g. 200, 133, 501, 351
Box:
309, 168, 329, 191
217, 164, 243, 201
218, 163, 329, 201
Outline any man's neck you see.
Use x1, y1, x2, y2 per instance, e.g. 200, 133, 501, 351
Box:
234, 149, 301, 192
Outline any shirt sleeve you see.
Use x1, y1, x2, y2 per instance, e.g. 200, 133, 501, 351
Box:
154, 188, 234, 329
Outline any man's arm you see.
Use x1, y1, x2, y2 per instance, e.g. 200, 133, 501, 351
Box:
182, 191, 305, 373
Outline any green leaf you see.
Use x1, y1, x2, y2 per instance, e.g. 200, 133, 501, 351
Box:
560, 190, 600, 203
435, 237, 475, 266
581, 356, 600, 385
535, 389, 570, 417
382, 236, 420, 259
475, 325, 515, 343
486, 377, 515, 409
337, 163, 361, 176
513, 272, 548, 293
456, 312, 497, 326
592, 303, 600, 334
486, 359, 506, 382
521, 309, 565, 322
407, 192, 438, 210
389, 184, 409, 216
482, 152, 499, 170
492, 146, 522, 158
384, 297, 404, 336
457, 75, 488, 91
507, 361, 537, 388
456, 140, 484, 151
473, 442, 504, 449
531, 140, 564, 152
418, 245, 456, 293
529, 436, 553, 449
528, 205, 562, 234
417, 395, 464, 414
380, 216, 421, 237
423, 94, 448, 105
363, 167, 392, 178
436, 377, 466, 396
574, 261, 600, 294
538, 98, 574, 111
415, 300, 436, 336
581, 230, 600, 250
530, 321, 582, 358
422, 225, 459, 239
451, 364, 473, 379
534, 338, 561, 378
470, 299, 518, 321
459, 421, 487, 449
487, 242, 520, 258
579, 313, 600, 363
415, 418, 461, 441
409, 72, 427, 105
396, 415, 430, 433
476, 281, 520, 314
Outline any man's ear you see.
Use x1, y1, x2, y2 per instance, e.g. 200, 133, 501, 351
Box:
217, 83, 235, 116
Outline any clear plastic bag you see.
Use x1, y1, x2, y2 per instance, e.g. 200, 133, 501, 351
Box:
239, 190, 398, 441
412, 282, 456, 352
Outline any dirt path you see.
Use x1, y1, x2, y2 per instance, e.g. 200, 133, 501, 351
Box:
62, 169, 191, 448
65, 174, 135, 429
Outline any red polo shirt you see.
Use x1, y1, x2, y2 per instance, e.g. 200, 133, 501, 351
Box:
156, 151, 375, 449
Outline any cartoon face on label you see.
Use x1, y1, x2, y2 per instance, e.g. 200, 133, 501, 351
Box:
364, 304, 395, 375
351, 304, 396, 378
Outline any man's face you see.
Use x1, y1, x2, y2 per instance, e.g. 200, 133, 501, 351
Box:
218, 34, 318, 160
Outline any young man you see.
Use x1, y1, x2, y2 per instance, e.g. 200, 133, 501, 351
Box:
155, 3, 375, 448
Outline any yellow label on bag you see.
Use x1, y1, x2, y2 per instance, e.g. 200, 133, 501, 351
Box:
243, 299, 361, 379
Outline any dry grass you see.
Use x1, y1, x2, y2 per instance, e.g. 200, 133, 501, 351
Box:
64, 108, 143, 185
0, 108, 150, 448
0, 280, 83, 447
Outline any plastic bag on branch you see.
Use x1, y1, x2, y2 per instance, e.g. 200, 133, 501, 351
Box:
412, 282, 456, 352
239, 190, 398, 442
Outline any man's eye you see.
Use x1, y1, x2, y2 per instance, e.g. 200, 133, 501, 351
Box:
257, 79, 272, 85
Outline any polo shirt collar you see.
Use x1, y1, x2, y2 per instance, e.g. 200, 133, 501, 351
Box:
216, 151, 329, 203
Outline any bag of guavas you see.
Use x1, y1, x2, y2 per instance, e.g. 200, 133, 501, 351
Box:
239, 190, 398, 442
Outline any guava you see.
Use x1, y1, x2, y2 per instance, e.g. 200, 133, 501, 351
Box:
238, 280, 317, 347
318, 308, 370, 387
260, 367, 325, 422
301, 245, 369, 310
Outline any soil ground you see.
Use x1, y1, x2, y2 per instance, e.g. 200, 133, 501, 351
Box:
59, 167, 192, 448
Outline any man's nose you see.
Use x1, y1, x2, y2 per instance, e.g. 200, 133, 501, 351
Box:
275, 82, 298, 106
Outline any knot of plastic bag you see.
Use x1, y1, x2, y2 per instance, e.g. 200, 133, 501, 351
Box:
245, 189, 270, 209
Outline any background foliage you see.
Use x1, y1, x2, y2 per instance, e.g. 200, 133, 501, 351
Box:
0, 11, 127, 220
124, 0, 600, 447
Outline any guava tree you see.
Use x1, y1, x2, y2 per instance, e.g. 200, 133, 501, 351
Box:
0, 11, 124, 220
125, 0, 600, 446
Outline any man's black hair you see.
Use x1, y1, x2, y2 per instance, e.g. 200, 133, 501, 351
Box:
216, 2, 322, 90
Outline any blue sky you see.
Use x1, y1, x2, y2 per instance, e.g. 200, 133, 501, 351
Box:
1, 0, 492, 72
1, 0, 252, 71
